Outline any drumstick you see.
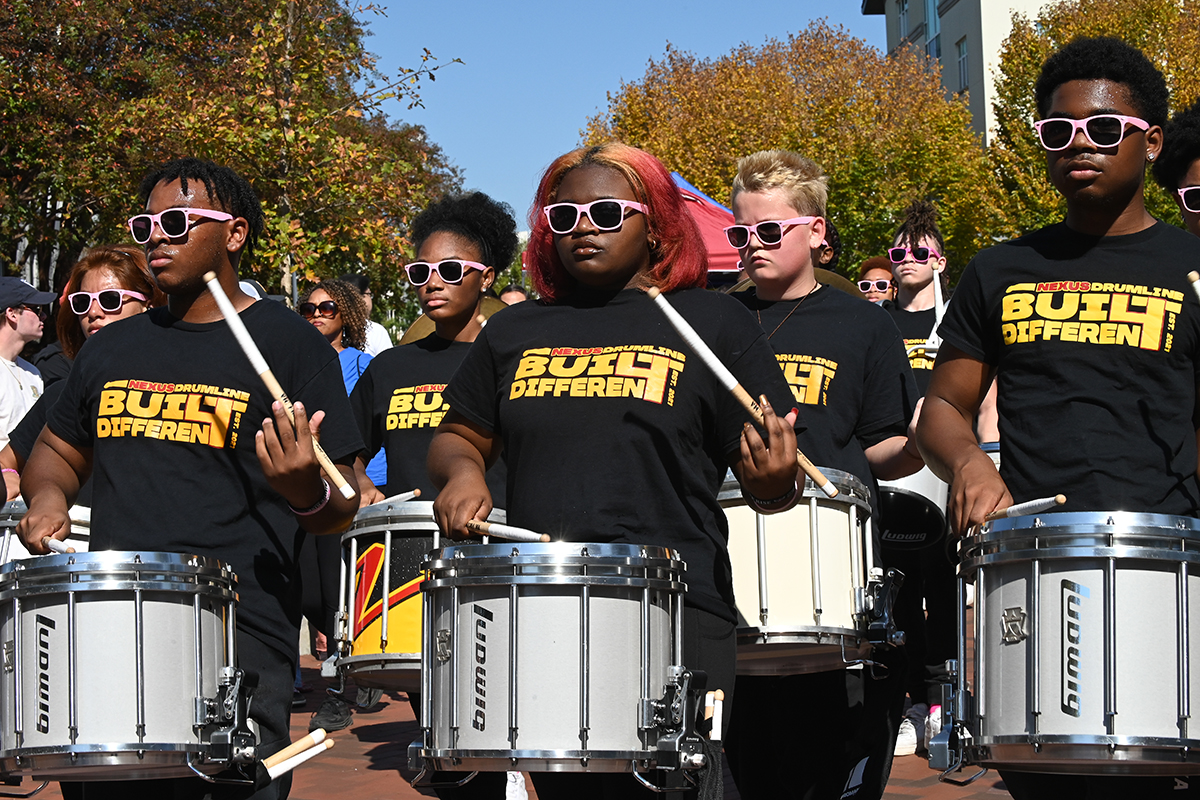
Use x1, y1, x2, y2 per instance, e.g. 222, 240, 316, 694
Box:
262, 729, 327, 769
266, 738, 334, 780
373, 489, 420, 505
645, 287, 837, 498
984, 494, 1065, 521
1188, 272, 1200, 303
711, 689, 724, 739
465, 519, 550, 543
203, 272, 355, 500
42, 537, 74, 554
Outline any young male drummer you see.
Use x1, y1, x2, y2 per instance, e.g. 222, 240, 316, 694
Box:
722, 149, 923, 800
918, 37, 1200, 799
18, 157, 362, 800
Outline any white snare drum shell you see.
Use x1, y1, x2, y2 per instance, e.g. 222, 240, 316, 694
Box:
966, 512, 1200, 774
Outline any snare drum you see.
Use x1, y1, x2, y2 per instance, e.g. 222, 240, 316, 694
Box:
336, 502, 506, 691
961, 512, 1200, 774
721, 468, 874, 675
879, 467, 948, 550
414, 542, 691, 773
0, 551, 244, 780
0, 501, 91, 561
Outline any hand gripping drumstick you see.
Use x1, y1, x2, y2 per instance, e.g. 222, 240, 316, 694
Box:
203, 272, 355, 500
266, 738, 334, 780
465, 519, 550, 543
645, 287, 838, 498
984, 494, 1065, 522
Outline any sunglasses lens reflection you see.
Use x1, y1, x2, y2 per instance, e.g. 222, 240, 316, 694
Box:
1182, 188, 1200, 213
548, 206, 578, 233
1086, 116, 1124, 146
130, 217, 152, 243
588, 201, 624, 229
298, 303, 316, 318
726, 228, 748, 248
756, 222, 783, 244
159, 210, 190, 237
438, 261, 465, 282
1039, 119, 1074, 149
98, 291, 124, 311
406, 264, 432, 285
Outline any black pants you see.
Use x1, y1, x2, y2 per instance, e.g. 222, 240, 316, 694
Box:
999, 771, 1198, 799
725, 645, 907, 800
530, 605, 736, 800
61, 632, 295, 800
299, 531, 341, 639
884, 542, 957, 706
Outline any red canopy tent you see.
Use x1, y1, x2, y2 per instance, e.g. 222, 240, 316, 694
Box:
671, 173, 741, 275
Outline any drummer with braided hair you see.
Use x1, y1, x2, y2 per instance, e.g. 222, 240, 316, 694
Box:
428, 143, 801, 800
918, 37, 1200, 799
18, 157, 363, 799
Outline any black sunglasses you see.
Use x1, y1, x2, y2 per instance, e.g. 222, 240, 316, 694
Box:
298, 300, 338, 319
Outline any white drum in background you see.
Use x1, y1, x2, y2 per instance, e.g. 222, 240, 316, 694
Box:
980, 441, 1001, 470
0, 551, 243, 780
414, 542, 692, 774
879, 466, 949, 550
720, 468, 874, 675
960, 512, 1200, 774
0, 501, 91, 561
335, 501, 506, 692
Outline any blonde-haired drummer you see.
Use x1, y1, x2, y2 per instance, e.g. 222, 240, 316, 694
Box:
722, 149, 923, 800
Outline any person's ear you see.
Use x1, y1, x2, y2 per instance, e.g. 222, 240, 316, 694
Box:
808, 217, 827, 251
225, 215, 249, 254
1145, 124, 1164, 164
480, 266, 495, 292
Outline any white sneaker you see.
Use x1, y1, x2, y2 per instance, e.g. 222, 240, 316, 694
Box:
925, 705, 943, 753
894, 719, 918, 756
506, 771, 528, 800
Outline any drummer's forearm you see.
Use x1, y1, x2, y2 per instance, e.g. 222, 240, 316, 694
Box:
21, 434, 88, 513
866, 435, 923, 481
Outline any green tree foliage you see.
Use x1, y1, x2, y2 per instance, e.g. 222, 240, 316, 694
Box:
0, 0, 459, 330
990, 0, 1200, 234
584, 21, 1011, 280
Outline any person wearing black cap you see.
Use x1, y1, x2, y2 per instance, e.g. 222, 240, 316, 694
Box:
0, 276, 56, 448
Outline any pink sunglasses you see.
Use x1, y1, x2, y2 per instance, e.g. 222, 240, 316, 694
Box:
1032, 114, 1149, 151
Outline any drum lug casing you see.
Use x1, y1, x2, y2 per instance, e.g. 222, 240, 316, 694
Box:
641, 666, 710, 771
866, 568, 906, 648
195, 667, 258, 767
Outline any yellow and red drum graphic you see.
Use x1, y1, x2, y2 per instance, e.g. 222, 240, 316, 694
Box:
336, 501, 506, 691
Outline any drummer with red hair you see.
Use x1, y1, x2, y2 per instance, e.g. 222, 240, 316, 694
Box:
429, 142, 801, 798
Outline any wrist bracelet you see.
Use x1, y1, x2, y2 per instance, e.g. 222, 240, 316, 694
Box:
1, 469, 16, 476
748, 481, 799, 512
289, 479, 331, 516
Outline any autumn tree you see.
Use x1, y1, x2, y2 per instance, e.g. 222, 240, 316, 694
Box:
0, 0, 459, 331
584, 21, 1011, 279
990, 0, 1200, 234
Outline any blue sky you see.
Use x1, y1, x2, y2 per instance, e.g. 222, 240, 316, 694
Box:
366, 2, 886, 229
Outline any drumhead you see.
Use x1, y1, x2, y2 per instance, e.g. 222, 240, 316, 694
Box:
426, 541, 686, 590
0, 550, 237, 595
343, 501, 506, 542
717, 467, 871, 513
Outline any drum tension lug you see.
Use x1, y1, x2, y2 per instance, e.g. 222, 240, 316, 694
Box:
866, 569, 906, 648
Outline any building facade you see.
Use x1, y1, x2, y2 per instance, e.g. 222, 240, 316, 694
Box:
862, 0, 1059, 144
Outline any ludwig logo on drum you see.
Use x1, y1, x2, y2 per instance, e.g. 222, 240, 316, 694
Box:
36, 614, 55, 733
1061, 580, 1089, 717
472, 605, 493, 732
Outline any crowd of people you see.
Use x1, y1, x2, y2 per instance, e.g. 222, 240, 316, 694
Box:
3, 31, 1200, 800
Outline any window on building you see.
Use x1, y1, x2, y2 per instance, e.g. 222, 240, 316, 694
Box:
898, 0, 908, 39
924, 0, 940, 57
957, 37, 969, 91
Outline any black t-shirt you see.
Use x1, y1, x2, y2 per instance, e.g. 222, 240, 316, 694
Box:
938, 221, 1200, 514
48, 300, 364, 657
30, 343, 71, 388
350, 332, 507, 503
883, 302, 938, 396
444, 287, 795, 622
735, 286, 918, 525
10, 380, 93, 507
